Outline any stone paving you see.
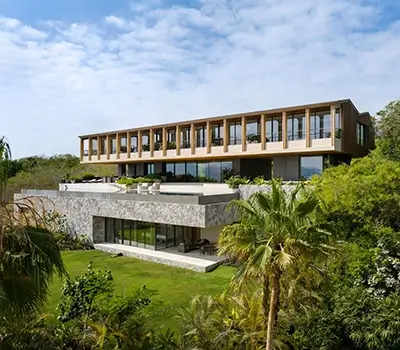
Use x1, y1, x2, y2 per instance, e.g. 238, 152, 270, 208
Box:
94, 243, 227, 273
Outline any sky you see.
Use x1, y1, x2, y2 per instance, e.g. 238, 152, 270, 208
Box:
1, 0, 400, 159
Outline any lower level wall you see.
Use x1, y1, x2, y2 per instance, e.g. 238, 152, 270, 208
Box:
272, 156, 299, 181
200, 224, 226, 243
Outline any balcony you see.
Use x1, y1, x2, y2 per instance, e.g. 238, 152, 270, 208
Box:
227, 137, 242, 153
141, 144, 151, 158
246, 134, 262, 152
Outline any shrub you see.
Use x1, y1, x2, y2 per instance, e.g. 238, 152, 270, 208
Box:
80, 172, 95, 181
252, 175, 268, 185
226, 175, 250, 188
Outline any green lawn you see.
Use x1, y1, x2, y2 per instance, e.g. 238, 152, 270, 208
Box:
47, 250, 235, 330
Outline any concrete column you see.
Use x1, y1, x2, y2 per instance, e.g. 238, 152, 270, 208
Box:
127, 164, 135, 177
206, 121, 211, 153
80, 138, 84, 161
162, 127, 167, 156
88, 137, 93, 161
241, 116, 246, 152
97, 136, 101, 160
223, 119, 228, 152
305, 108, 310, 147
176, 125, 181, 156
116, 133, 120, 159
282, 111, 287, 148
127, 132, 131, 158
106, 135, 110, 160
261, 114, 266, 150
137, 130, 142, 158
330, 104, 335, 146
190, 123, 195, 154
150, 129, 154, 157
117, 163, 126, 177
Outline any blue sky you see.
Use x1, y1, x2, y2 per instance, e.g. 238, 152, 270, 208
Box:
1, 0, 400, 159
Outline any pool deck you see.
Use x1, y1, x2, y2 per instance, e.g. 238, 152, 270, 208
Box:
94, 243, 228, 272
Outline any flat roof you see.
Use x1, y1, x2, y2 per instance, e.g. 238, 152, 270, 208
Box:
79, 98, 366, 138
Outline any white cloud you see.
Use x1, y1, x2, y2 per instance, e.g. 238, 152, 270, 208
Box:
1, 0, 400, 158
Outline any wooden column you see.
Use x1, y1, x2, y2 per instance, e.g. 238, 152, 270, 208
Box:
97, 136, 101, 160
137, 130, 142, 158
127, 132, 131, 159
223, 119, 228, 152
241, 116, 247, 152
106, 134, 110, 160
206, 121, 211, 153
260, 114, 266, 150
190, 123, 196, 155
331, 105, 336, 146
162, 127, 167, 156
80, 138, 84, 161
305, 108, 311, 147
176, 125, 181, 156
88, 137, 93, 161
282, 111, 287, 148
150, 129, 154, 157
116, 133, 121, 159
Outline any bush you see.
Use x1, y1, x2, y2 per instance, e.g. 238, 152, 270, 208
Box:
80, 172, 95, 181
225, 175, 250, 188
252, 175, 268, 185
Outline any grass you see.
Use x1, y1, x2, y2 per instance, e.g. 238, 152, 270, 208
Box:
47, 250, 235, 330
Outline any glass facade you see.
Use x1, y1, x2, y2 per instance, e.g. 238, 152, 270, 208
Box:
266, 116, 282, 142
357, 122, 366, 145
146, 163, 155, 175
154, 131, 162, 150
300, 156, 324, 179
310, 110, 331, 139
228, 121, 242, 145
120, 134, 127, 153
196, 126, 207, 147
164, 160, 233, 182
287, 114, 306, 141
105, 218, 200, 250
111, 137, 117, 154
142, 133, 150, 152
246, 119, 260, 143
211, 123, 224, 146
100, 137, 107, 155
335, 108, 341, 138
180, 127, 191, 149
131, 135, 138, 152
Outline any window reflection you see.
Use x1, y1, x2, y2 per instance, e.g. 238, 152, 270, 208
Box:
310, 110, 331, 139
300, 156, 323, 179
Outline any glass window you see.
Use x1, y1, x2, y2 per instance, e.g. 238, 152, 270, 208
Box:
166, 163, 175, 176
122, 220, 131, 245
110, 137, 117, 154
155, 223, 166, 250
105, 218, 114, 243
300, 156, 323, 179
246, 119, 260, 143
211, 123, 224, 146
120, 134, 127, 153
335, 108, 341, 138
146, 163, 155, 175
266, 116, 282, 142
196, 126, 206, 147
311, 110, 331, 139
154, 131, 162, 150
142, 133, 150, 152
197, 162, 209, 180
175, 163, 186, 177
221, 161, 233, 181
209, 162, 222, 181
287, 114, 306, 141
166, 225, 175, 247
357, 122, 366, 145
180, 127, 191, 149
228, 121, 242, 145
101, 137, 107, 155
130, 135, 138, 152
115, 219, 123, 243
186, 162, 197, 180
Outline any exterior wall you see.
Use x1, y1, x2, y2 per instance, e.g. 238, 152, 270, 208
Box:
117, 164, 126, 177
200, 225, 226, 243
341, 101, 374, 157
272, 156, 299, 181
240, 158, 272, 179
136, 163, 145, 176
127, 164, 135, 176
14, 190, 237, 242
239, 184, 297, 199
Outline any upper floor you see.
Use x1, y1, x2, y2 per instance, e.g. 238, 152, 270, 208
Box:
79, 99, 374, 163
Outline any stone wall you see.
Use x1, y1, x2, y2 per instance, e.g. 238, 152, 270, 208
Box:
239, 184, 297, 199
14, 191, 235, 242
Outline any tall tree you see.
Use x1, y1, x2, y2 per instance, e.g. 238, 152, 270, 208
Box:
0, 136, 66, 319
376, 99, 400, 161
218, 180, 335, 350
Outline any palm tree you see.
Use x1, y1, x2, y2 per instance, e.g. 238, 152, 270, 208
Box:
218, 180, 335, 350
0, 136, 66, 319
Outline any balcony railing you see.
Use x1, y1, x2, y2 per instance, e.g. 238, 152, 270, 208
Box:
229, 137, 242, 145
287, 133, 306, 141
246, 134, 261, 143
196, 139, 206, 147
266, 132, 282, 142
181, 140, 191, 149
211, 138, 223, 146
311, 129, 331, 139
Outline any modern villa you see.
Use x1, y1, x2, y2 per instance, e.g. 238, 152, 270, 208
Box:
16, 99, 373, 271
79, 99, 373, 181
